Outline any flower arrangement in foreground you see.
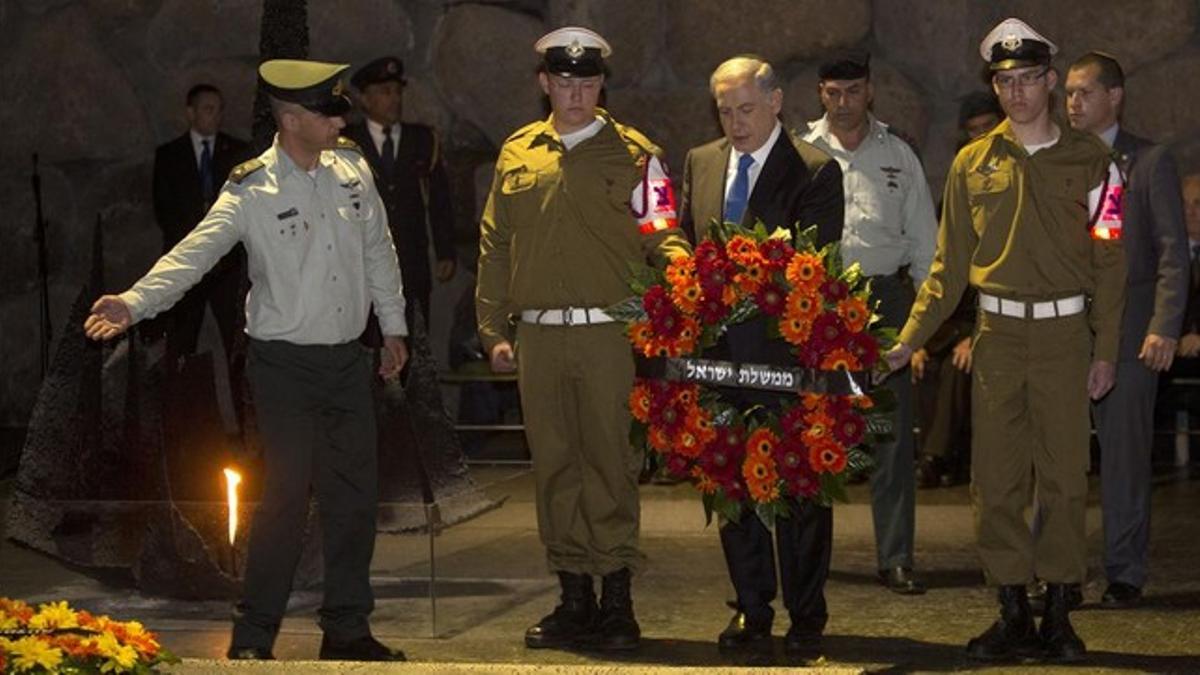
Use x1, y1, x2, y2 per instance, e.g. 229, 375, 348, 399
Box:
0, 598, 179, 674
610, 222, 894, 525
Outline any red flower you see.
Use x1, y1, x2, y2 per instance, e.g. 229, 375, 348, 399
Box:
779, 403, 807, 438
773, 437, 820, 498
759, 238, 795, 270
809, 311, 848, 352
694, 240, 726, 268
845, 331, 880, 369
643, 284, 672, 319
754, 282, 787, 316
664, 453, 692, 478
699, 296, 730, 324
820, 277, 849, 302
832, 409, 866, 447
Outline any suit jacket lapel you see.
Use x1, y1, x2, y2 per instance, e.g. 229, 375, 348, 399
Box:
1113, 130, 1139, 177
177, 133, 201, 184
745, 132, 795, 227
693, 140, 730, 230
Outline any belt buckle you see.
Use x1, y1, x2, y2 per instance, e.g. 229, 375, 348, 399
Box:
563, 306, 575, 326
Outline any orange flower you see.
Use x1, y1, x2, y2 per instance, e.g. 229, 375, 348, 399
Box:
802, 393, 825, 411
691, 466, 720, 495
629, 320, 653, 351
677, 317, 700, 353
785, 253, 826, 294
746, 427, 779, 457
785, 288, 822, 323
721, 283, 739, 306
850, 394, 874, 410
734, 263, 767, 294
648, 426, 671, 452
673, 384, 699, 408
802, 408, 836, 445
686, 407, 718, 445
809, 438, 848, 474
820, 347, 862, 372
628, 383, 652, 424
837, 296, 870, 333
676, 429, 703, 458
664, 256, 697, 287
726, 235, 761, 266
743, 453, 780, 502
671, 281, 702, 314
779, 314, 812, 346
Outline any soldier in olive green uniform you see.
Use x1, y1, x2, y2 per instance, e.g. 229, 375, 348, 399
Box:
887, 19, 1125, 663
476, 27, 690, 651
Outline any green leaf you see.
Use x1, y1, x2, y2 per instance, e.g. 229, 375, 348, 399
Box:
606, 296, 648, 323
820, 472, 850, 504
627, 261, 662, 295
754, 501, 778, 530
702, 493, 715, 527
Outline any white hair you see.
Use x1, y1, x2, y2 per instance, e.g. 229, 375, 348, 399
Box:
710, 56, 778, 95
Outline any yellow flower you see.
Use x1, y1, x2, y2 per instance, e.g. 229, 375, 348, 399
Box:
94, 633, 139, 672
29, 600, 79, 630
7, 636, 64, 673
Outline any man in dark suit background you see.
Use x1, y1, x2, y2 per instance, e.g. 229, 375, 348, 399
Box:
1065, 52, 1190, 608
151, 83, 251, 377
679, 55, 844, 657
344, 56, 456, 332
1175, 173, 1200, 374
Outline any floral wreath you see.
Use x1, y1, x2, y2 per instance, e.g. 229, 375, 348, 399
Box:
609, 222, 894, 526
0, 597, 179, 674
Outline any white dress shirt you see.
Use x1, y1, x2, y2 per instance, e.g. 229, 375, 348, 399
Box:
723, 122, 782, 209
189, 129, 216, 169
121, 137, 407, 343
803, 114, 938, 284
366, 118, 401, 159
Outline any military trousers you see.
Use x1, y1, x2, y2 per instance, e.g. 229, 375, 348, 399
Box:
1093, 358, 1159, 588
231, 339, 379, 650
869, 274, 917, 570
516, 321, 644, 575
971, 309, 1091, 585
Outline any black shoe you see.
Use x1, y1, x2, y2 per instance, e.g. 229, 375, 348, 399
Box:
318, 635, 406, 662
1100, 582, 1142, 608
525, 571, 598, 649
878, 567, 927, 595
717, 609, 772, 650
227, 646, 274, 660
966, 585, 1041, 661
1040, 583, 1086, 662
1028, 579, 1082, 614
784, 623, 822, 658
589, 568, 640, 651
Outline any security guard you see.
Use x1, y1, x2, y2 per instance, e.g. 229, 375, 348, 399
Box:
476, 26, 690, 651
85, 59, 409, 662
345, 56, 456, 331
886, 19, 1125, 663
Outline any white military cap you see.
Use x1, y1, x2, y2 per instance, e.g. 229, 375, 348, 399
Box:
535, 26, 612, 77
979, 17, 1058, 71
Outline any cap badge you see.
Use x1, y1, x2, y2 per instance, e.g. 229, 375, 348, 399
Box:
332, 80, 345, 96
1000, 33, 1022, 52
386, 61, 397, 74
566, 39, 585, 58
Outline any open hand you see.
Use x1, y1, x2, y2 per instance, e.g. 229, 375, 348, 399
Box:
84, 296, 132, 341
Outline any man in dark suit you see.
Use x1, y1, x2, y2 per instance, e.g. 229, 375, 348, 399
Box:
152, 83, 251, 374
679, 55, 843, 657
344, 56, 455, 332
1065, 52, 1190, 608
1176, 174, 1200, 373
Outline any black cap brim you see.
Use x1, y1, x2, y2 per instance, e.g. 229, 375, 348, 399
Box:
303, 95, 352, 117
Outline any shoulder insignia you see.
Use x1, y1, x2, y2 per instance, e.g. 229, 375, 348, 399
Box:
335, 136, 363, 154
228, 158, 265, 184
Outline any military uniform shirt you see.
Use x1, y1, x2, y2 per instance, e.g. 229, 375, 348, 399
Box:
899, 120, 1127, 361
476, 110, 690, 353
803, 114, 938, 283
121, 137, 408, 344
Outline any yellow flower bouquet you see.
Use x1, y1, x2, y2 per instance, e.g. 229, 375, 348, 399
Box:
0, 598, 178, 674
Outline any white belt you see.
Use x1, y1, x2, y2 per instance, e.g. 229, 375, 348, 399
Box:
978, 293, 1086, 320
520, 307, 615, 326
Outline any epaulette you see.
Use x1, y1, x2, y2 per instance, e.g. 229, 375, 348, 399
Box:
504, 119, 545, 145
614, 122, 663, 158
335, 136, 363, 154
228, 158, 265, 185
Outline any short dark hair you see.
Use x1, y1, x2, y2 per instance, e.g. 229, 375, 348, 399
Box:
186, 83, 222, 107
1071, 51, 1125, 89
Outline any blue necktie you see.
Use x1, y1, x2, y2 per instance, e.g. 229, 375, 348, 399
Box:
725, 153, 754, 225
200, 139, 214, 206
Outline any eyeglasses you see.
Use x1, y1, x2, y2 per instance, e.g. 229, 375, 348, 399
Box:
992, 68, 1050, 90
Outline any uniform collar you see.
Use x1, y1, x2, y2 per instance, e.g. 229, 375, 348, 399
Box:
529, 107, 613, 150
808, 112, 887, 151
271, 135, 337, 180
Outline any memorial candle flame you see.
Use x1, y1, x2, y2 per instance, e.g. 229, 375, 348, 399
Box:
223, 467, 242, 545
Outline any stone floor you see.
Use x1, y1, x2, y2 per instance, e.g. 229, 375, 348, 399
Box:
3, 463, 1200, 673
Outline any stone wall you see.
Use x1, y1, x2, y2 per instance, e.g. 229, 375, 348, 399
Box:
2, 0, 1200, 426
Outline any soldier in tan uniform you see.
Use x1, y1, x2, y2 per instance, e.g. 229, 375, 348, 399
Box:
476, 27, 689, 651
885, 19, 1126, 663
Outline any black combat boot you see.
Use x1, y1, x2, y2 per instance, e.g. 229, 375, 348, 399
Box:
1039, 583, 1086, 662
966, 585, 1041, 661
591, 568, 640, 651
525, 572, 597, 649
